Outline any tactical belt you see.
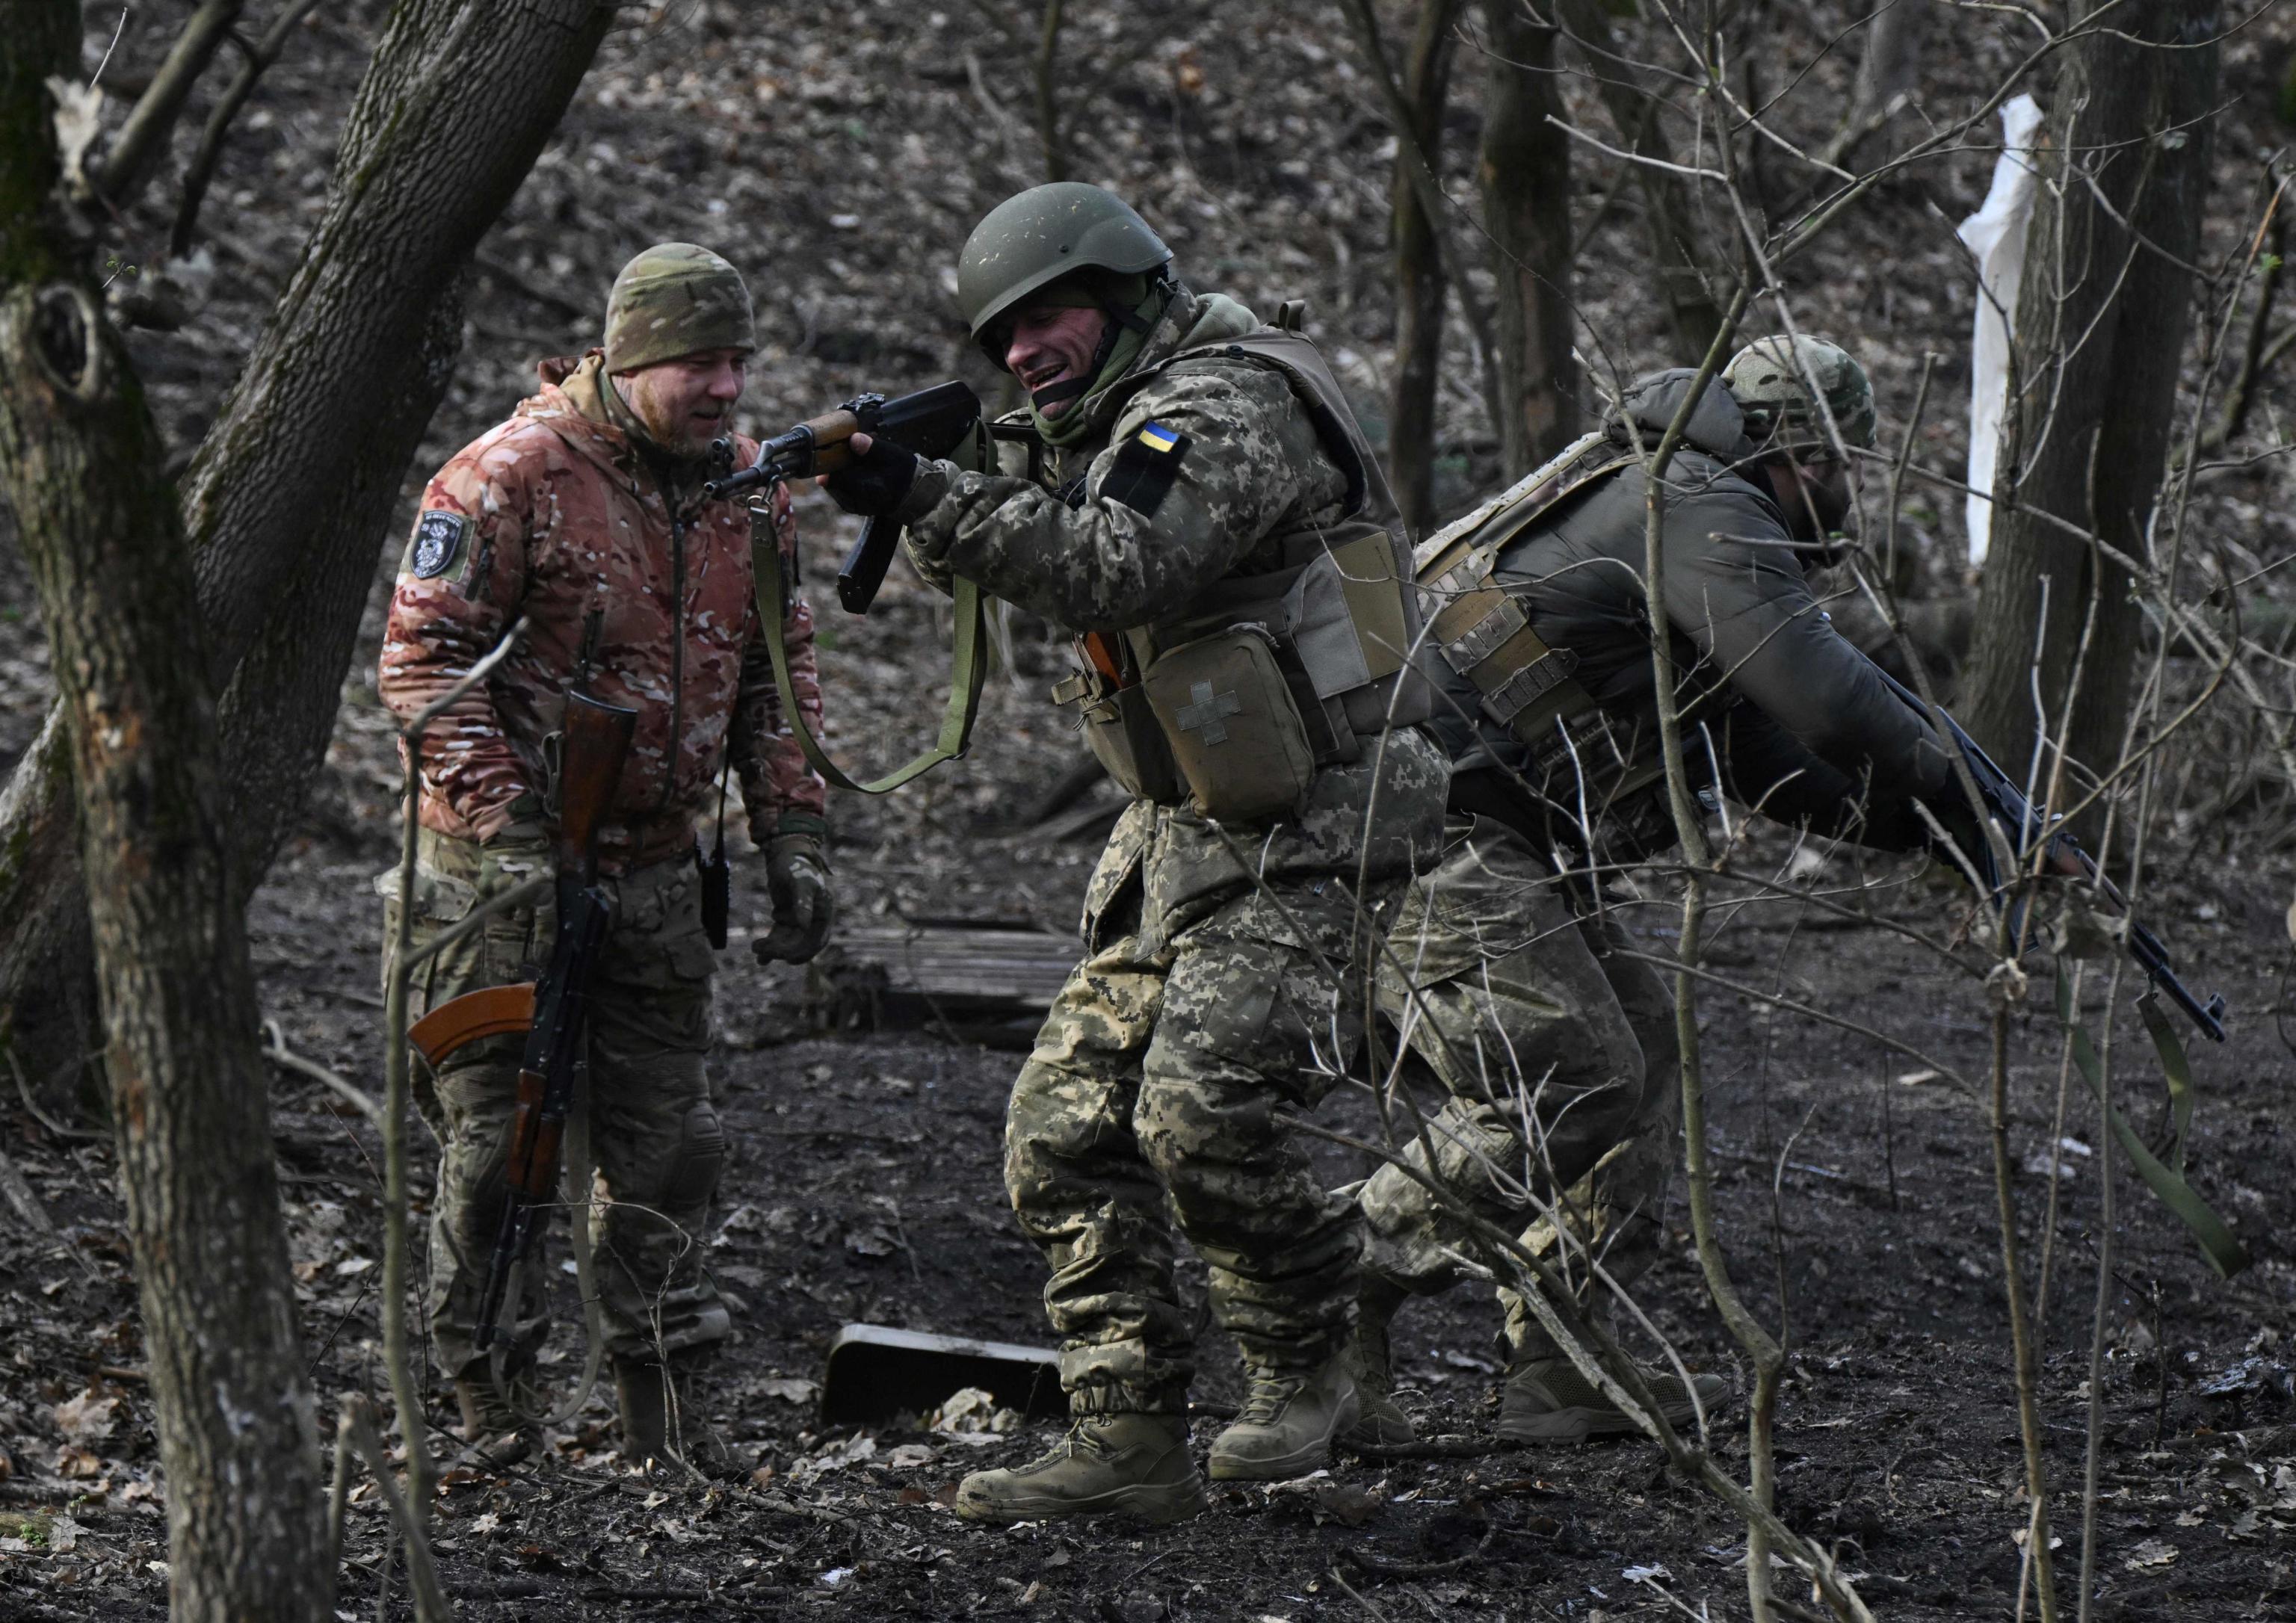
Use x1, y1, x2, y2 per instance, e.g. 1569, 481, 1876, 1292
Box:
751, 519, 987, 795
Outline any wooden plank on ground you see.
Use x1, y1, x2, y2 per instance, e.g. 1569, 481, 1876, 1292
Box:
804, 920, 1078, 1046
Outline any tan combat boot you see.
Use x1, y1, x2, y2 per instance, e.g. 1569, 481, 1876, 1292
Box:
1499, 1354, 1730, 1444
954, 1413, 1209, 1525
454, 1373, 538, 1470
1342, 1285, 1416, 1447
1207, 1354, 1362, 1480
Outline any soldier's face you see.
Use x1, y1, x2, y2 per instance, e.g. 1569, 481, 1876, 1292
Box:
1004, 303, 1111, 417
1767, 455, 1856, 543
619, 348, 750, 456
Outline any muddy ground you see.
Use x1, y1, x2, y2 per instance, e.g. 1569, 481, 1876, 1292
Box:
2, 671, 2294, 1622
3, 0, 2296, 1618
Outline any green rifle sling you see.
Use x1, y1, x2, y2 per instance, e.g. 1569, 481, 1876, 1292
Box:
752, 526, 988, 795
2052, 961, 2248, 1279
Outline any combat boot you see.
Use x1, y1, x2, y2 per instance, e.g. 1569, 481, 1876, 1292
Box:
454, 1373, 538, 1470
1499, 1354, 1730, 1444
1341, 1283, 1416, 1447
614, 1355, 738, 1477
1207, 1354, 1361, 1480
954, 1413, 1209, 1525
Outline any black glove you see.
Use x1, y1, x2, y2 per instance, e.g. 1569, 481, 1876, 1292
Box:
824, 434, 921, 517
753, 831, 835, 964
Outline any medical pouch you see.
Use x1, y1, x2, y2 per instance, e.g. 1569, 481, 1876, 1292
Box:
1141, 627, 1316, 823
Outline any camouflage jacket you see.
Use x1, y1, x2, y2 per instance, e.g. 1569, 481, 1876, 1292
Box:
379, 351, 826, 871
894, 290, 1350, 629
897, 289, 1447, 933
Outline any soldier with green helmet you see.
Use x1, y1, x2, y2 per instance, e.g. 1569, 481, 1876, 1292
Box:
1348, 335, 1983, 1445
821, 182, 1448, 1523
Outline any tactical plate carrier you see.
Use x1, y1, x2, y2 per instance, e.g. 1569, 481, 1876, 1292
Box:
1049, 310, 1437, 824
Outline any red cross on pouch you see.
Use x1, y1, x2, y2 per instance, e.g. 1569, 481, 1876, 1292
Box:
1176, 680, 1243, 744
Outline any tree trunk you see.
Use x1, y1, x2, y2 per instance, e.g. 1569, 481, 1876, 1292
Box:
1963, 0, 2219, 816
1554, 0, 1725, 359
1387, 0, 1464, 537
0, 15, 326, 1618
1480, 0, 1577, 476
0, 0, 615, 1072
1831, 0, 1930, 172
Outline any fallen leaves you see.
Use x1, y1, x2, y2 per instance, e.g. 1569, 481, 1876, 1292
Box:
928, 1385, 1022, 1445
51, 1390, 117, 1446
2124, 1537, 2180, 1571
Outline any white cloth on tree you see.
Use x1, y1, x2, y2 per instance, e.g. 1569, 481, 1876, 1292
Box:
1957, 93, 2045, 568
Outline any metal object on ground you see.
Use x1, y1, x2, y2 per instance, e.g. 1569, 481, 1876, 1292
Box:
820, 1323, 1067, 1425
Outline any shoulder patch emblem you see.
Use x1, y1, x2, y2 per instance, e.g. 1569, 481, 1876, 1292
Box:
409, 510, 467, 580
1099, 421, 1191, 519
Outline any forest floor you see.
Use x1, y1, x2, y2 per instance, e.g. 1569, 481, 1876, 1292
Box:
1, 741, 2294, 1623
3, 0, 2296, 1619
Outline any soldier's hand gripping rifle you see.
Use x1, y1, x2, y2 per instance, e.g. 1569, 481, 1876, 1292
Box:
469, 690, 638, 1353
1877, 667, 2226, 1043
703, 380, 983, 614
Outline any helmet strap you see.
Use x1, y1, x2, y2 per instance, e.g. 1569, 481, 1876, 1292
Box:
1029, 374, 1093, 411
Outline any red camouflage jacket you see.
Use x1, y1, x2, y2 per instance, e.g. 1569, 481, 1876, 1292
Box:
378, 353, 827, 871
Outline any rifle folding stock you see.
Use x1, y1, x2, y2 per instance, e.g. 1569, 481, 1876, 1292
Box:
700, 380, 985, 616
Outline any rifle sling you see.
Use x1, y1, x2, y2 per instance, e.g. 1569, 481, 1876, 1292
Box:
752, 526, 987, 795
2053, 962, 2247, 1279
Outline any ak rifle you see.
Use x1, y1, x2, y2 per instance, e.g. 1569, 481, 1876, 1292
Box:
471, 690, 637, 1352
703, 380, 983, 615
1879, 668, 2226, 1043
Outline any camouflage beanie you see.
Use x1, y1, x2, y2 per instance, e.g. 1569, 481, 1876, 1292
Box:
1723, 334, 1877, 453
603, 243, 756, 374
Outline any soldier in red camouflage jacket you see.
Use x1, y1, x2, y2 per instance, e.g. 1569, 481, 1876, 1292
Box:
377, 243, 830, 1475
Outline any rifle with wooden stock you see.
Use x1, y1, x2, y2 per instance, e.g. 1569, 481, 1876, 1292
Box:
404, 691, 635, 1352
702, 380, 983, 613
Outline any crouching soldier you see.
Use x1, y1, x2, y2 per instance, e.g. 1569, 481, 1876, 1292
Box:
1354, 337, 1981, 1444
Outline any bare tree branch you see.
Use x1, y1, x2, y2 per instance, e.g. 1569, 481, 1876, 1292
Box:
93, 0, 244, 208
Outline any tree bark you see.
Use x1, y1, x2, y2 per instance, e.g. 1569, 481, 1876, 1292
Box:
0, 11, 326, 1617
0, 0, 615, 1071
1963, 0, 2220, 813
1819, 0, 1931, 174
1480, 0, 1577, 475
1553, 0, 1725, 359
1386, 0, 1463, 536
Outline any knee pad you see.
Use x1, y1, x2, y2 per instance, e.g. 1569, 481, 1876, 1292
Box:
664, 1101, 726, 1213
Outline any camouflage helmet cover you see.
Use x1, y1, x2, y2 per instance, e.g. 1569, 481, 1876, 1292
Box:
957, 182, 1172, 350
1723, 334, 1877, 453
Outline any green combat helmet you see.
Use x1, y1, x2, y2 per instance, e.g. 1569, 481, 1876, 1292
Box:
1723, 334, 1877, 454
957, 182, 1173, 376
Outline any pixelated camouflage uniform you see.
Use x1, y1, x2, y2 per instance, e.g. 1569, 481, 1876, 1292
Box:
1367, 366, 1969, 1359
897, 289, 1448, 1415
378, 350, 826, 1376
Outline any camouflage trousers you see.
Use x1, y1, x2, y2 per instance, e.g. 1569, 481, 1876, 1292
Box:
1006, 824, 1397, 1416
1363, 815, 1679, 1361
380, 829, 729, 1379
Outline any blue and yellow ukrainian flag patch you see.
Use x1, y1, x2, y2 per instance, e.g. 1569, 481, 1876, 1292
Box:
1102, 419, 1191, 518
